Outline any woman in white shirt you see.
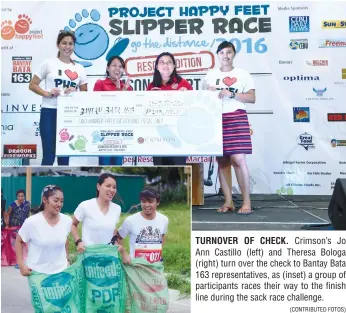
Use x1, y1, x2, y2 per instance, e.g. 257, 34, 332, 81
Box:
29, 30, 88, 166
203, 41, 255, 215
71, 173, 129, 262
15, 185, 72, 276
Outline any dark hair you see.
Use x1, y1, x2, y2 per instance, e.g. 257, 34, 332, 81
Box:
57, 30, 76, 58
140, 186, 160, 202
16, 189, 25, 196
37, 185, 63, 213
96, 173, 117, 197
216, 41, 236, 55
152, 52, 182, 88
106, 56, 125, 77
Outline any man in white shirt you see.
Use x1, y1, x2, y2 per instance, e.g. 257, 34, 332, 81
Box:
117, 187, 169, 263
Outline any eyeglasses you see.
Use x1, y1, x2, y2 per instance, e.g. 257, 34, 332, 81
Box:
158, 61, 174, 66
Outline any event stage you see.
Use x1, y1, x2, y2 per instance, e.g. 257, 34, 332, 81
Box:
192, 194, 332, 231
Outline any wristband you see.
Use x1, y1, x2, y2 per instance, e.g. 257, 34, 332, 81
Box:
75, 239, 82, 246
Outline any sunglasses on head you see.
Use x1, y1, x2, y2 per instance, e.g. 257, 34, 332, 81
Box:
59, 29, 75, 35
41, 185, 58, 198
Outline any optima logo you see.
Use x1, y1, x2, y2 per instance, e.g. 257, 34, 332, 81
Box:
40, 272, 74, 308
284, 75, 319, 82
83, 255, 121, 287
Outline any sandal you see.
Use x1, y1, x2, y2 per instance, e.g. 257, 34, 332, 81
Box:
237, 208, 254, 215
217, 206, 236, 213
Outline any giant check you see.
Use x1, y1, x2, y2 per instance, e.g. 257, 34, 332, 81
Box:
56, 91, 222, 157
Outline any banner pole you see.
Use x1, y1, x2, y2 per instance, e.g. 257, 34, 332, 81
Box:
26, 167, 32, 203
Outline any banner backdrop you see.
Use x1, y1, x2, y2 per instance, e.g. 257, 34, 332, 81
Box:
1, 1, 346, 195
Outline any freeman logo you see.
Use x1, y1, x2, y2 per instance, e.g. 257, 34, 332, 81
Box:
284, 75, 319, 82
297, 132, 315, 151
319, 39, 346, 48
322, 20, 346, 29
289, 16, 310, 32
293, 107, 310, 122
289, 39, 308, 50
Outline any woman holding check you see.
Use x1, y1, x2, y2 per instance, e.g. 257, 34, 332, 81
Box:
147, 52, 193, 166
29, 30, 88, 166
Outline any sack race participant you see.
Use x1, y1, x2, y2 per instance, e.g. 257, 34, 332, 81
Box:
27, 245, 168, 313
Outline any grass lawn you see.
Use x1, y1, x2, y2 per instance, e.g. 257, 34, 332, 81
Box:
67, 202, 191, 296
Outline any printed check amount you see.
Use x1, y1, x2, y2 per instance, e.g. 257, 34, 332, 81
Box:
56, 91, 222, 157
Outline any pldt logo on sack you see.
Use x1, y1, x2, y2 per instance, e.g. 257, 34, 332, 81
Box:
289, 16, 310, 32
40, 272, 74, 308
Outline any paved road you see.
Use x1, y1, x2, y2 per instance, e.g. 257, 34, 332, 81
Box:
1, 267, 191, 313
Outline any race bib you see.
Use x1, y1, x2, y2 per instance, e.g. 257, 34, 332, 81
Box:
134, 244, 162, 263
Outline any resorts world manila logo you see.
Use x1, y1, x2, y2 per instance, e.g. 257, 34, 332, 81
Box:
335, 69, 346, 88
1, 14, 43, 40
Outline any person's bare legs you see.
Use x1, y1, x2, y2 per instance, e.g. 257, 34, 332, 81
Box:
216, 156, 235, 212
230, 154, 252, 213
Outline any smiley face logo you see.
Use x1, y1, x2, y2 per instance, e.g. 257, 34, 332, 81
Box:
14, 14, 32, 34
1, 20, 15, 40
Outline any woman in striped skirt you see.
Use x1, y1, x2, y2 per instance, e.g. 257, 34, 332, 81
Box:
203, 41, 255, 214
